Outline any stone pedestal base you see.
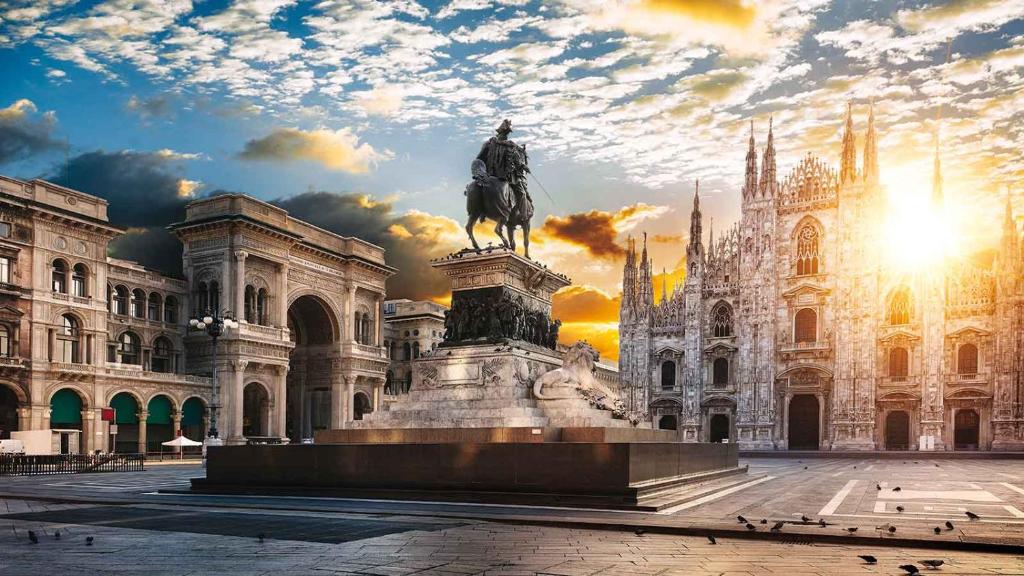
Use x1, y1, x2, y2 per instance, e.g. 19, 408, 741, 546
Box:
353, 344, 636, 430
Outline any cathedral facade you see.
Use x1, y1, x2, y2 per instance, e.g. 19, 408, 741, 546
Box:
619, 106, 1024, 451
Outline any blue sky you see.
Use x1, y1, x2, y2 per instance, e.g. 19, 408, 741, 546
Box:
1, 0, 1023, 357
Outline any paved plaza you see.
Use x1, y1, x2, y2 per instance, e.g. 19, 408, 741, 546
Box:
2, 457, 1024, 574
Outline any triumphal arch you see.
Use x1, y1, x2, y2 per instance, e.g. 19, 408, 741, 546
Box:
171, 194, 394, 444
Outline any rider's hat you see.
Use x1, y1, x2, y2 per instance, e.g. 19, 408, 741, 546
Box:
496, 119, 512, 135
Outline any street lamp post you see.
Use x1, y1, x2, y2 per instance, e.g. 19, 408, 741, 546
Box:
189, 309, 238, 446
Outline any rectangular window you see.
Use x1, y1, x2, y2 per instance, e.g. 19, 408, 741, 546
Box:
72, 276, 86, 297
0, 258, 10, 284
0, 222, 11, 238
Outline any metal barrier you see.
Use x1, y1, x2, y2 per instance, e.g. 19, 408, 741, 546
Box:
0, 453, 145, 476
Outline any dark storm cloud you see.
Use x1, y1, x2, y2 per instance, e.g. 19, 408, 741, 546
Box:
0, 99, 63, 165
540, 210, 625, 259
46, 150, 193, 276
125, 94, 173, 118
270, 192, 451, 301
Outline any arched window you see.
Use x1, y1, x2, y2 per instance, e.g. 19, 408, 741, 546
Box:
713, 357, 729, 385
354, 312, 363, 344
195, 282, 208, 313
147, 293, 162, 321
661, 360, 676, 390
795, 224, 820, 275
152, 337, 173, 373
118, 332, 140, 365
131, 289, 146, 318
257, 288, 268, 325
113, 285, 129, 315
57, 314, 80, 363
208, 281, 220, 313
889, 347, 909, 379
163, 296, 178, 324
244, 285, 256, 323
361, 314, 372, 345
888, 287, 912, 325
51, 260, 67, 293
412, 341, 420, 359
0, 325, 11, 357
794, 308, 817, 343
958, 343, 978, 375
71, 264, 88, 297
402, 342, 411, 361
711, 304, 732, 338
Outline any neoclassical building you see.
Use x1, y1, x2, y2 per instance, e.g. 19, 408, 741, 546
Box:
382, 299, 446, 399
0, 177, 393, 453
619, 106, 1024, 451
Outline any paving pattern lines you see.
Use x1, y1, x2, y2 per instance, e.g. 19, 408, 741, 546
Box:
1, 513, 1022, 576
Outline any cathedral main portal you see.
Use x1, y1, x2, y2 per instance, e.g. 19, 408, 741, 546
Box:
788, 395, 820, 450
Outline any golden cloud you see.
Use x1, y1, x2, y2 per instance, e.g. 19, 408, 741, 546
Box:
238, 127, 393, 173
552, 285, 621, 323
540, 203, 668, 259
677, 69, 749, 101
558, 321, 621, 363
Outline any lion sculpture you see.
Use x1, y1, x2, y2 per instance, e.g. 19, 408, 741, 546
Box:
532, 341, 623, 412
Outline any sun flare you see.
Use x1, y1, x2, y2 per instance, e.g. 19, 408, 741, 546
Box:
881, 162, 962, 272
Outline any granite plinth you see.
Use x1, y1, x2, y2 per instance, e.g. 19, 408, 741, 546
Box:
315, 427, 679, 444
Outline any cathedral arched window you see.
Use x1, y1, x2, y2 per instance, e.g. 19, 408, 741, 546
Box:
711, 304, 732, 338
795, 224, 819, 276
889, 347, 909, 379
888, 287, 912, 326
713, 358, 729, 386
957, 343, 978, 375
794, 308, 817, 343
661, 360, 676, 390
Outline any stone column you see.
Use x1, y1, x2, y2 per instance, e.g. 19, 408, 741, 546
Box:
345, 376, 355, 423
231, 360, 247, 442
331, 376, 345, 429
86, 334, 94, 365
82, 409, 95, 454
274, 365, 288, 438
172, 413, 182, 455
234, 251, 248, 321
277, 262, 289, 327
374, 294, 383, 346
137, 410, 148, 455
345, 285, 356, 343
47, 329, 55, 362
219, 254, 231, 314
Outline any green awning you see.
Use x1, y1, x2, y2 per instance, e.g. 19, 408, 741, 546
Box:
147, 395, 173, 425
110, 393, 139, 425
181, 398, 204, 426
50, 389, 82, 425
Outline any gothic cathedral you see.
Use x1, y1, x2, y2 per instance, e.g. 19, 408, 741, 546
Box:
619, 105, 1024, 451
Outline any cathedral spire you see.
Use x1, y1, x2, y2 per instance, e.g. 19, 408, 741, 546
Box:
661, 267, 667, 304
622, 235, 637, 308
744, 119, 757, 198
689, 181, 702, 249
840, 102, 857, 183
758, 115, 776, 197
863, 101, 878, 183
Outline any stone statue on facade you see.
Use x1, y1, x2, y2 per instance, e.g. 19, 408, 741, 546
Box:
464, 119, 534, 258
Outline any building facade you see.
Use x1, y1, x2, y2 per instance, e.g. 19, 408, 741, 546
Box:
382, 299, 446, 400
0, 177, 394, 452
619, 106, 1024, 451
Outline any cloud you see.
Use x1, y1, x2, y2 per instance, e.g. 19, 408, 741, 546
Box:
540, 203, 669, 259
552, 285, 621, 323
0, 99, 62, 164
351, 86, 404, 117
238, 127, 393, 173
126, 94, 172, 118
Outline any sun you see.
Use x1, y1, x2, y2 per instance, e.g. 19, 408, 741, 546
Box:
880, 161, 962, 272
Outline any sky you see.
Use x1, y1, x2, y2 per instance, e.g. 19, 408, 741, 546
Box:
1, 0, 1023, 361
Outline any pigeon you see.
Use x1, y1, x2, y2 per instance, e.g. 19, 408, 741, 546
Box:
858, 555, 878, 564
945, 521, 954, 530
800, 515, 812, 523
258, 533, 265, 543
737, 515, 748, 524
803, 466, 808, 470
818, 519, 827, 528
634, 528, 646, 537
899, 565, 920, 575
888, 526, 897, 534
920, 560, 944, 569
85, 536, 94, 546
844, 527, 858, 534
933, 527, 942, 535
893, 486, 902, 492
853, 466, 857, 469
771, 521, 784, 532
965, 511, 980, 520
760, 518, 768, 525
27, 530, 38, 544
897, 505, 905, 512
54, 530, 61, 540
876, 484, 882, 491
745, 523, 756, 531
707, 534, 716, 545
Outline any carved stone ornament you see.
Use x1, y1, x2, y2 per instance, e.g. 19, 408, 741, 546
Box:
417, 363, 439, 389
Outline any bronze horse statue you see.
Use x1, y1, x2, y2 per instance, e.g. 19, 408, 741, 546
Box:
465, 159, 533, 258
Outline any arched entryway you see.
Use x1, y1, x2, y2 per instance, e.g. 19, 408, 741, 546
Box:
0, 385, 20, 439
658, 415, 678, 430
710, 414, 730, 443
353, 392, 371, 421
243, 383, 270, 437
146, 395, 174, 453
287, 294, 339, 440
788, 394, 820, 450
109, 392, 140, 453
954, 409, 980, 451
180, 397, 207, 442
885, 411, 910, 450
50, 388, 85, 454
